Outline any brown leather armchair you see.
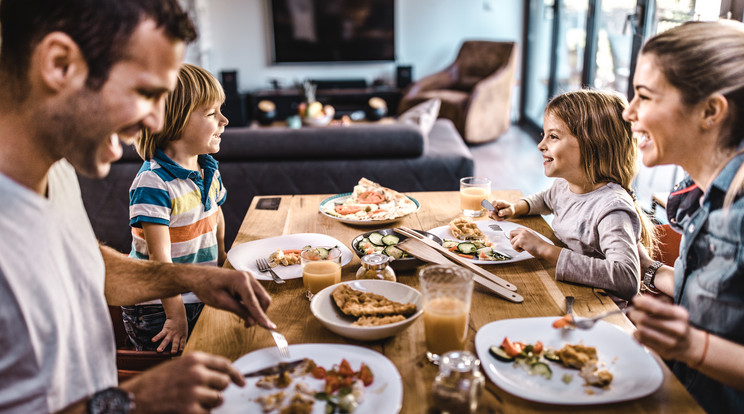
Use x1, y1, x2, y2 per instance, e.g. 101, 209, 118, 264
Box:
398, 41, 517, 144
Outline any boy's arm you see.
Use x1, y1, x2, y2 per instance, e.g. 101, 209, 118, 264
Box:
216, 207, 227, 267
141, 223, 187, 352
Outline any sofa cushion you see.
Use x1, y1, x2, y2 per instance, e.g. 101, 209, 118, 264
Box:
398, 98, 441, 141
216, 122, 425, 161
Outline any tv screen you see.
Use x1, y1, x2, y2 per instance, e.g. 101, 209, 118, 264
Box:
269, 0, 395, 64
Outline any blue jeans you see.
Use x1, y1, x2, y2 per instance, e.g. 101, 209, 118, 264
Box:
121, 303, 204, 351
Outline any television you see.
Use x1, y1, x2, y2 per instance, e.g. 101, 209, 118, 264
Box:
269, 0, 395, 64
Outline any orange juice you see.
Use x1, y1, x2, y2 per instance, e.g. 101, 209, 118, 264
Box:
460, 187, 489, 211
423, 296, 469, 355
302, 260, 341, 293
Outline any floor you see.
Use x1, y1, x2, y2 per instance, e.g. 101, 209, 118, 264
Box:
468, 124, 681, 224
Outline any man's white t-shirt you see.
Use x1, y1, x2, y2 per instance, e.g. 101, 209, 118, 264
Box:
0, 160, 116, 412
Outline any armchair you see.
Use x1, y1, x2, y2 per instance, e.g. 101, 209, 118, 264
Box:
398, 41, 517, 144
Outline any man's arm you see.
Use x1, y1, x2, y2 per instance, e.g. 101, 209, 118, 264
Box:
101, 245, 275, 329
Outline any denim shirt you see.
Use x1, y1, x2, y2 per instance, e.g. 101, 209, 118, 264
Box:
666, 152, 744, 413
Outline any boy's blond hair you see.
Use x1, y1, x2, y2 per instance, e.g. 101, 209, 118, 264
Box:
135, 63, 226, 160
545, 89, 656, 252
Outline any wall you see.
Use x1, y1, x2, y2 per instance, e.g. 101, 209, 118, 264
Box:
197, 0, 523, 92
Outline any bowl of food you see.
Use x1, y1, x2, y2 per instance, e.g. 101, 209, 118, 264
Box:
310, 280, 423, 341
350, 228, 442, 271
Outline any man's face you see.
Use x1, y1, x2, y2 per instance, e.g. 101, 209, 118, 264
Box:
55, 20, 185, 178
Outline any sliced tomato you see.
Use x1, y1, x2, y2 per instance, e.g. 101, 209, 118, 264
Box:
532, 341, 543, 354
311, 366, 326, 379
552, 314, 573, 329
337, 359, 354, 376
357, 191, 385, 204
368, 209, 387, 217
325, 375, 341, 394
457, 253, 474, 259
335, 205, 363, 215
501, 337, 523, 357
358, 363, 374, 386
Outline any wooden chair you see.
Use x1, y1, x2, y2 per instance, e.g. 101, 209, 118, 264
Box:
655, 224, 682, 267
108, 306, 174, 382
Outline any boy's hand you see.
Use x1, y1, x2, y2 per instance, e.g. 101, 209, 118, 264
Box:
487, 200, 516, 220
120, 351, 245, 413
152, 317, 188, 353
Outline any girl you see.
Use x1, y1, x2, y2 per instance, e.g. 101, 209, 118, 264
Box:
123, 63, 229, 352
489, 89, 655, 302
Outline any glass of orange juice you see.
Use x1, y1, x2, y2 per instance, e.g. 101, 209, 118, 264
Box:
419, 264, 474, 364
459, 177, 491, 217
301, 246, 342, 299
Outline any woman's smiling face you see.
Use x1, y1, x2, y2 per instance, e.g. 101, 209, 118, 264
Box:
623, 53, 701, 168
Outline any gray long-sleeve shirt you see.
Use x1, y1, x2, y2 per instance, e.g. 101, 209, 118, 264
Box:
523, 179, 641, 300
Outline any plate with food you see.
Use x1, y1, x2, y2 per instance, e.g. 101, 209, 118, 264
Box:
310, 280, 423, 341
319, 178, 420, 225
474, 317, 663, 405
215, 343, 403, 414
226, 233, 354, 280
426, 218, 554, 264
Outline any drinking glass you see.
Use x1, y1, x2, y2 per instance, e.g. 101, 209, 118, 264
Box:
459, 177, 491, 217
301, 246, 342, 299
419, 264, 474, 364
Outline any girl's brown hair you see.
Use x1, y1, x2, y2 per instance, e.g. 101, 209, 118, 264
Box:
545, 89, 656, 251
642, 20, 744, 208
135, 63, 225, 160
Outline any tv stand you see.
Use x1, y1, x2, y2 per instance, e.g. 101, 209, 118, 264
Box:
309, 78, 367, 89
246, 86, 401, 121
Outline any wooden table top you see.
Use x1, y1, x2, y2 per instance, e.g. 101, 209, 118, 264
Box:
184, 190, 702, 413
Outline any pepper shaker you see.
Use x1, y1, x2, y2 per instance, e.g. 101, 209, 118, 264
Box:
431, 350, 484, 414
355, 253, 396, 281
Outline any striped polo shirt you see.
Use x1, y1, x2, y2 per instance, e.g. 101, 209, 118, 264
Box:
128, 150, 227, 303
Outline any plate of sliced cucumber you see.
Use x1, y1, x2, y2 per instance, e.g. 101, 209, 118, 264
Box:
350, 229, 442, 271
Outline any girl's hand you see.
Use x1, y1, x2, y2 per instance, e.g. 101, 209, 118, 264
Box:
629, 295, 702, 363
487, 200, 516, 220
152, 316, 189, 354
509, 228, 561, 264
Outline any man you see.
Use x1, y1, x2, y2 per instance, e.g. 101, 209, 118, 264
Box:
0, 1, 276, 412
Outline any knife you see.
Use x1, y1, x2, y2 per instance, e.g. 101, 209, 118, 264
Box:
242, 359, 307, 378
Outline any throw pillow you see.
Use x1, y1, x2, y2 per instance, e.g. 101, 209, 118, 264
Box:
398, 98, 441, 139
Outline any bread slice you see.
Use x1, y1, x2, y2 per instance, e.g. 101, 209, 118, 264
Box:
332, 284, 417, 318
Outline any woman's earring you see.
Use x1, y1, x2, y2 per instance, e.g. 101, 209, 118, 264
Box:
707, 119, 714, 128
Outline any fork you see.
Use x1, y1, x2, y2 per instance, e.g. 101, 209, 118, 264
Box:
256, 258, 285, 284
572, 307, 633, 329
270, 329, 291, 359
488, 223, 511, 240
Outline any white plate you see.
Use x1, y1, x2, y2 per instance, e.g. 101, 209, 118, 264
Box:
310, 280, 423, 341
474, 317, 663, 405
319, 193, 420, 226
215, 343, 403, 414
226, 233, 353, 280
427, 220, 554, 264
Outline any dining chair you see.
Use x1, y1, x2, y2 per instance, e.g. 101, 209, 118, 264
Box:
655, 224, 682, 267
108, 306, 174, 382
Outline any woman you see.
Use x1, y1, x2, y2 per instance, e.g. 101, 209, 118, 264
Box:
623, 20, 744, 413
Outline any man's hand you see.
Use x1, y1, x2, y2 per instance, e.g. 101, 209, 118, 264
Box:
188, 267, 275, 330
120, 352, 244, 413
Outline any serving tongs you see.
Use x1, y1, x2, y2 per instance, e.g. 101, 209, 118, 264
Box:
394, 227, 523, 303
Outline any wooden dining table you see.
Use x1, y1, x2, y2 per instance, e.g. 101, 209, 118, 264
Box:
183, 190, 703, 413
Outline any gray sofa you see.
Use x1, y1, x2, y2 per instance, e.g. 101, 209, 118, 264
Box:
79, 118, 474, 253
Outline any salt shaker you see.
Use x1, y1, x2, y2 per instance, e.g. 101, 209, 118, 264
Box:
355, 253, 396, 281
431, 350, 484, 414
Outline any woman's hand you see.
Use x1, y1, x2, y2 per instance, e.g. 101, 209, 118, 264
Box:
629, 295, 702, 363
509, 227, 561, 264
152, 316, 188, 353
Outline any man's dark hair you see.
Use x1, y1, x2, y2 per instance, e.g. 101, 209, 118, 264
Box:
0, 0, 197, 93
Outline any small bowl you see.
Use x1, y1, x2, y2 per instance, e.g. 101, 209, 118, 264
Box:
302, 112, 333, 127
350, 228, 442, 271
310, 280, 423, 341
